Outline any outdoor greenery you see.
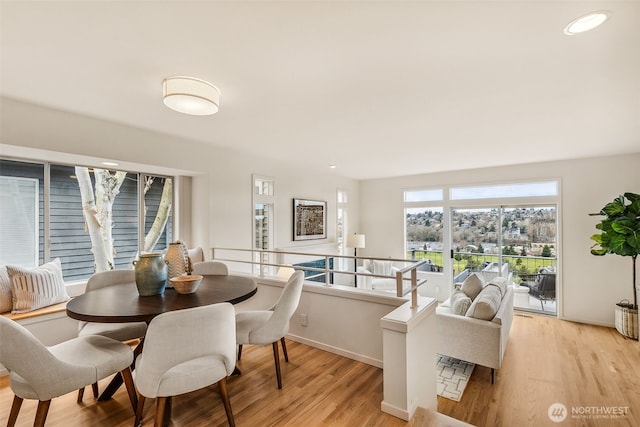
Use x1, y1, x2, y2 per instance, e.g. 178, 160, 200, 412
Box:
407, 250, 556, 277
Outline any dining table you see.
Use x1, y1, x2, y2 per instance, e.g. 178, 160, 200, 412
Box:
66, 274, 257, 400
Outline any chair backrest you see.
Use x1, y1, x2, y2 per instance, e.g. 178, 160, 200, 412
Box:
188, 247, 205, 264
134, 303, 236, 397
192, 261, 229, 276
538, 273, 556, 296
86, 269, 135, 292
0, 317, 93, 396
253, 271, 305, 342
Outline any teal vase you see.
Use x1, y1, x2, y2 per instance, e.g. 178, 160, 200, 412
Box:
133, 253, 168, 296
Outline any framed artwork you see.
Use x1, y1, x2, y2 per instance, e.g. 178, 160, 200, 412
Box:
293, 198, 326, 241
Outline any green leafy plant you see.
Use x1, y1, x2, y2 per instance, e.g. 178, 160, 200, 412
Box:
590, 192, 640, 308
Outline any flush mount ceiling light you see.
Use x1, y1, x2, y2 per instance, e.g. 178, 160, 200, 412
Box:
564, 11, 610, 35
162, 76, 220, 115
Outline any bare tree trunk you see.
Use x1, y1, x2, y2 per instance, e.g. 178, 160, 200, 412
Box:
93, 169, 127, 270
75, 167, 110, 272
144, 178, 173, 252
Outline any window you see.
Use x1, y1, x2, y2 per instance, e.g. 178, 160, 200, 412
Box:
450, 181, 558, 200
252, 175, 274, 275
0, 158, 174, 281
0, 175, 39, 267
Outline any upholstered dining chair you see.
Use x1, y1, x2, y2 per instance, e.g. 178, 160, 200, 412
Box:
76, 269, 147, 401
236, 270, 304, 389
0, 316, 137, 427
192, 260, 229, 275
133, 303, 237, 427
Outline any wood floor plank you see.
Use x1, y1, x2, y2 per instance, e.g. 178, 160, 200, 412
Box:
1, 314, 639, 426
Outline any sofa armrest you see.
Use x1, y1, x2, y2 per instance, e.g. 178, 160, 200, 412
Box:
436, 307, 503, 370
356, 266, 373, 289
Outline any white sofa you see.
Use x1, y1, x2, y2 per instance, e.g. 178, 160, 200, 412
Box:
436, 276, 514, 383
356, 259, 399, 291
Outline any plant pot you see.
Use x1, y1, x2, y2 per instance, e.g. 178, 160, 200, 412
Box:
614, 300, 638, 340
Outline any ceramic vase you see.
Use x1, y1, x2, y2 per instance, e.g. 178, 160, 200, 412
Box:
165, 241, 190, 284
133, 253, 168, 296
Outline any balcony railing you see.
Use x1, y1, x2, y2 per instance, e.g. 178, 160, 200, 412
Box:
407, 249, 556, 278
210, 247, 428, 308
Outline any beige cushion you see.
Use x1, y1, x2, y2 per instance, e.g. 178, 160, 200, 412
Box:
466, 284, 502, 321
461, 273, 484, 300
6, 259, 70, 314
366, 260, 393, 276
488, 276, 508, 296
449, 289, 472, 316
0, 266, 12, 313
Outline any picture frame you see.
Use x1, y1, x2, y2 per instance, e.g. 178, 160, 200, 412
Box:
293, 198, 326, 241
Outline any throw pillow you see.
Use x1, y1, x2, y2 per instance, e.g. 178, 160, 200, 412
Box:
372, 260, 393, 276
461, 273, 484, 300
0, 266, 12, 313
6, 258, 70, 314
466, 284, 502, 321
449, 289, 472, 316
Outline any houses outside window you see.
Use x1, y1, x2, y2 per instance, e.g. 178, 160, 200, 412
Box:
0, 158, 173, 281
404, 180, 559, 315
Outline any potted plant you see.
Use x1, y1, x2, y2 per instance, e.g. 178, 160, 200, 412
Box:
590, 192, 640, 339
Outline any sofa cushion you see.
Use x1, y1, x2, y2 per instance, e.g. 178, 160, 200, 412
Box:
0, 266, 12, 313
449, 289, 472, 315
488, 276, 508, 297
461, 273, 484, 300
6, 259, 70, 314
466, 284, 502, 321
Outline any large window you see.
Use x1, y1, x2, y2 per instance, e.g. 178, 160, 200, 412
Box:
0, 158, 174, 281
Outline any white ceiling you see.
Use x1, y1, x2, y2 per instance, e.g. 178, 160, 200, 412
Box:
1, 1, 639, 180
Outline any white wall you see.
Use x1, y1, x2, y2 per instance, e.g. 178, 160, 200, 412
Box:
0, 97, 359, 255
358, 154, 640, 327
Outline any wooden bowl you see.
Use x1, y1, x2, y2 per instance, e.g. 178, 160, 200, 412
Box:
169, 274, 203, 294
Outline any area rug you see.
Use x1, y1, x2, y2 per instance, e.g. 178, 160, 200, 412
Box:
436, 354, 475, 402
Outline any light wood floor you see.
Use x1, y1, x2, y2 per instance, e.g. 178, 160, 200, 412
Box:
1, 313, 639, 427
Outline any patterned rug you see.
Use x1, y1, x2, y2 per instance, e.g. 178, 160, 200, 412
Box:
436, 355, 475, 402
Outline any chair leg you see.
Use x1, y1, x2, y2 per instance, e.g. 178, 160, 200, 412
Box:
280, 337, 289, 363
33, 400, 51, 427
218, 377, 235, 427
120, 367, 138, 412
154, 396, 168, 427
77, 387, 85, 403
237, 344, 243, 361
272, 341, 282, 389
92, 382, 99, 398
134, 394, 146, 427
491, 368, 495, 384
7, 395, 23, 427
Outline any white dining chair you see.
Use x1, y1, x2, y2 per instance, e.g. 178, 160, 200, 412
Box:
0, 316, 137, 427
192, 260, 229, 276
76, 269, 147, 401
235, 270, 304, 389
133, 303, 237, 427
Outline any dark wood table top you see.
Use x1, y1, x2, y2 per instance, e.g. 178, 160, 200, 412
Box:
66, 274, 257, 324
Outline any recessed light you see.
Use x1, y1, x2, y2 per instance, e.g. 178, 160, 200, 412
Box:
329, 164, 337, 169
101, 161, 119, 167
564, 11, 610, 35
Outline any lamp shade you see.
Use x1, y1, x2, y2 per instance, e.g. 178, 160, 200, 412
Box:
347, 233, 366, 249
162, 76, 220, 115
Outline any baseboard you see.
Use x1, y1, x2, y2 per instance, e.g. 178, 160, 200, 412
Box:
380, 401, 412, 421
286, 333, 383, 368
